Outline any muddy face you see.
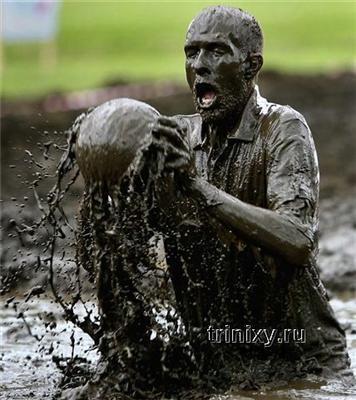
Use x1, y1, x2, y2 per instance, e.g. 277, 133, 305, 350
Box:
75, 98, 159, 185
185, 6, 263, 125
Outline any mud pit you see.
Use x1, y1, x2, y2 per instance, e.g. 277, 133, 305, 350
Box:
1, 296, 355, 399
1, 72, 356, 398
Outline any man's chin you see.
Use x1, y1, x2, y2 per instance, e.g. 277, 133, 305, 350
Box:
194, 91, 248, 125
193, 98, 225, 124
198, 108, 225, 124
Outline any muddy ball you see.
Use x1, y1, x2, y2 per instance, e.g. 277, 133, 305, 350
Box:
76, 98, 159, 184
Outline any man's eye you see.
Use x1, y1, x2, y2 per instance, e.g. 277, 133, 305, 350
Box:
186, 49, 198, 58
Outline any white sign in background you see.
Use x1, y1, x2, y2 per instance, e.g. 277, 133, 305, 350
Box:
2, 1, 62, 43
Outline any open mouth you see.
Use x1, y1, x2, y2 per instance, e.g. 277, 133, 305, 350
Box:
195, 83, 218, 109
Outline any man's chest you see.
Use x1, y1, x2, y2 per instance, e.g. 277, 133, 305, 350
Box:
194, 137, 268, 207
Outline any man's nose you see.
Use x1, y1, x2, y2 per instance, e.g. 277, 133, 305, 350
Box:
193, 50, 210, 76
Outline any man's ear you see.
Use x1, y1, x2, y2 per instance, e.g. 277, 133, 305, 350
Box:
244, 54, 263, 80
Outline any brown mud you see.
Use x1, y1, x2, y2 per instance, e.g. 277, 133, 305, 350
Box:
1, 71, 356, 398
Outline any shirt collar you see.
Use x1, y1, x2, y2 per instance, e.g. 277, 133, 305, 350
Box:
227, 85, 263, 142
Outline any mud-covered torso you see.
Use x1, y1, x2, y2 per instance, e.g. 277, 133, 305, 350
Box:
165, 87, 351, 379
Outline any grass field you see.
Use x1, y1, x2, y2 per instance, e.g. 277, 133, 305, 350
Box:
1, 1, 355, 99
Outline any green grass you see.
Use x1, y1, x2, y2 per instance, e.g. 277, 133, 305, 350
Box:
2, 1, 355, 99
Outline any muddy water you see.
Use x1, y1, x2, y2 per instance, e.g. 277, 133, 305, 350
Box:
0, 299, 98, 400
0, 295, 355, 400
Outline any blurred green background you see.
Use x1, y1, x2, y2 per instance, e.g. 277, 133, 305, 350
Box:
1, 1, 355, 99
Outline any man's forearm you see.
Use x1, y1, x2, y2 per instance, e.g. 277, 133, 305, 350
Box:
186, 177, 313, 266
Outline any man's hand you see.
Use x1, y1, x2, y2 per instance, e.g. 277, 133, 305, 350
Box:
151, 116, 195, 177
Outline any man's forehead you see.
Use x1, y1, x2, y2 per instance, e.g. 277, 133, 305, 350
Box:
186, 11, 240, 45
185, 31, 232, 47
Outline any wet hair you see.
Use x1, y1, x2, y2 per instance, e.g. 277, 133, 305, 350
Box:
187, 6, 263, 57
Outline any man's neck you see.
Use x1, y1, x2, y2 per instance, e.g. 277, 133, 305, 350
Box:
206, 93, 252, 147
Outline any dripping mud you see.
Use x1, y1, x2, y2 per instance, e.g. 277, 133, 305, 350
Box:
1, 72, 356, 399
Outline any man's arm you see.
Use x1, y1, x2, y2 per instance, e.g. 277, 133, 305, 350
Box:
184, 116, 318, 266
184, 176, 313, 266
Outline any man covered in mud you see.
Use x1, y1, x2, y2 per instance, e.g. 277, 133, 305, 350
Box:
151, 5, 353, 386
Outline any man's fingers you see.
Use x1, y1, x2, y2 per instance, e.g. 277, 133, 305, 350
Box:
157, 116, 186, 132
151, 137, 192, 172
155, 117, 187, 141
152, 136, 189, 159
152, 125, 189, 152
165, 156, 191, 171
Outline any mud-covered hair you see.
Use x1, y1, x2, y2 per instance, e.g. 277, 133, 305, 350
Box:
187, 6, 263, 57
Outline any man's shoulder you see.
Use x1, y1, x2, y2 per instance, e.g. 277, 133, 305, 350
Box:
271, 104, 309, 128
258, 93, 309, 131
258, 95, 313, 147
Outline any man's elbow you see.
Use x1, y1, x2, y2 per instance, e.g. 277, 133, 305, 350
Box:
286, 236, 314, 266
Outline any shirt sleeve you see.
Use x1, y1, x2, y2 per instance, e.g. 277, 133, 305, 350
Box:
266, 117, 319, 241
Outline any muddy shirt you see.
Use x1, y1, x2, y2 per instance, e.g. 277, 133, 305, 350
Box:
164, 86, 351, 382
